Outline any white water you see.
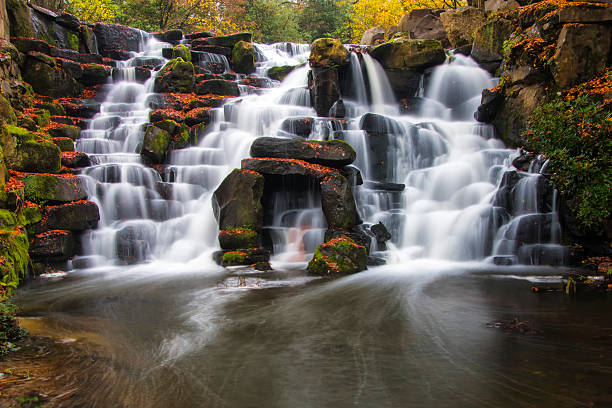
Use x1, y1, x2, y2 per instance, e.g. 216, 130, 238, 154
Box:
74, 42, 565, 271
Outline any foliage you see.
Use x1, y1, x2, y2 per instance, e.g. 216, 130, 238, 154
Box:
0, 291, 26, 358
243, 0, 305, 43
526, 92, 611, 230
297, 0, 352, 43
345, 0, 466, 43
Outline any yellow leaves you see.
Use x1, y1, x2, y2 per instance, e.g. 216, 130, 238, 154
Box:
65, 0, 120, 23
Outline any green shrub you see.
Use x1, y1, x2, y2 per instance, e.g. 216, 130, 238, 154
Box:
526, 94, 611, 230
0, 293, 26, 357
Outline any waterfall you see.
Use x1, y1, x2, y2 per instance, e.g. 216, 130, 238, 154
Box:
73, 39, 565, 270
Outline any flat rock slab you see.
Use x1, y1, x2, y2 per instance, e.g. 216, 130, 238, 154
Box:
241, 158, 340, 179
250, 137, 356, 168
21, 174, 87, 203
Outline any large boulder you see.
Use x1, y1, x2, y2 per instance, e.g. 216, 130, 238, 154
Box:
397, 9, 449, 47
471, 17, 513, 63
231, 40, 255, 75
250, 137, 356, 168
360, 26, 386, 46
80, 63, 112, 86
310, 38, 349, 67
172, 44, 191, 62
267, 65, 298, 81
552, 23, 612, 89
307, 236, 367, 276
35, 200, 99, 232
493, 84, 546, 147
0, 229, 29, 292
21, 55, 82, 97
93, 22, 143, 57
153, 58, 195, 93
196, 79, 239, 96
440, 6, 485, 48
1, 125, 61, 173
370, 37, 446, 71
280, 117, 314, 137
30, 229, 76, 261
21, 174, 87, 203
212, 168, 264, 230
320, 174, 359, 229
308, 38, 350, 117
218, 228, 258, 250
140, 125, 170, 164
556, 3, 612, 24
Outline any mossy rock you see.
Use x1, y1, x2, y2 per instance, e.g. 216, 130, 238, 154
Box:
218, 229, 258, 250
22, 174, 86, 203
309, 38, 349, 68
0, 229, 30, 294
0, 209, 17, 229
1, 125, 61, 173
204, 32, 252, 48
221, 251, 247, 266
307, 235, 367, 276
52, 137, 74, 152
212, 169, 264, 230
6, 0, 34, 38
370, 38, 445, 71
267, 65, 298, 81
0, 95, 17, 126
153, 57, 195, 93
48, 125, 80, 140
140, 125, 170, 164
471, 17, 513, 63
32, 109, 51, 127
21, 59, 82, 98
231, 41, 255, 75
172, 44, 191, 62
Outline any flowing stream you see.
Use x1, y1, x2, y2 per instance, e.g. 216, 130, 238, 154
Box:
14, 40, 612, 407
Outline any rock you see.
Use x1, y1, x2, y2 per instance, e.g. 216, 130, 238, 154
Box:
6, 0, 33, 38
309, 38, 349, 67
232, 40, 255, 75
324, 227, 371, 253
56, 12, 80, 30
80, 63, 111, 86
185, 31, 217, 40
218, 228, 258, 250
371, 221, 392, 244
307, 236, 367, 275
267, 65, 297, 81
150, 109, 183, 123
241, 158, 340, 180
280, 117, 314, 138
359, 113, 405, 181
360, 26, 386, 46
172, 44, 191, 62
105, 48, 133, 60
309, 66, 341, 117
57, 58, 83, 79
320, 174, 359, 229
552, 23, 611, 88
363, 181, 405, 191
57, 98, 100, 118
397, 9, 449, 47
360, 112, 404, 134
190, 43, 233, 58
52, 137, 74, 152
212, 168, 264, 230
79, 25, 97, 54
21, 56, 82, 97
200, 32, 252, 48
556, 3, 612, 23
475, 87, 504, 123
93, 22, 143, 57
493, 84, 546, 147
2, 124, 61, 173
471, 17, 513, 63
36, 200, 99, 232
440, 6, 485, 48
30, 229, 76, 261
153, 58, 195, 93
183, 107, 211, 127
485, 0, 520, 13
250, 137, 356, 168
140, 125, 170, 164
196, 79, 239, 96
385, 69, 422, 100
215, 248, 270, 267
49, 124, 80, 140
11, 37, 49, 54
370, 37, 446, 71
61, 151, 90, 168
154, 29, 183, 43
21, 174, 87, 203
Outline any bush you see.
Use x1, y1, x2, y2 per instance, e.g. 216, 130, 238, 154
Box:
526, 94, 611, 230
0, 291, 26, 357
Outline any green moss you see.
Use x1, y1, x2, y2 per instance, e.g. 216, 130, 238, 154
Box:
267, 65, 297, 82
18, 205, 42, 227
310, 38, 349, 67
33, 109, 51, 127
526, 94, 611, 230
3, 125, 35, 142
52, 137, 74, 152
22, 174, 58, 203
231, 41, 255, 74
307, 236, 367, 275
68, 32, 80, 51
172, 44, 191, 62
222, 251, 247, 266
0, 210, 17, 229
0, 229, 30, 295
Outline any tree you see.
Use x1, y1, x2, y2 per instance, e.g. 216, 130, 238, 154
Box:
297, 0, 352, 42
